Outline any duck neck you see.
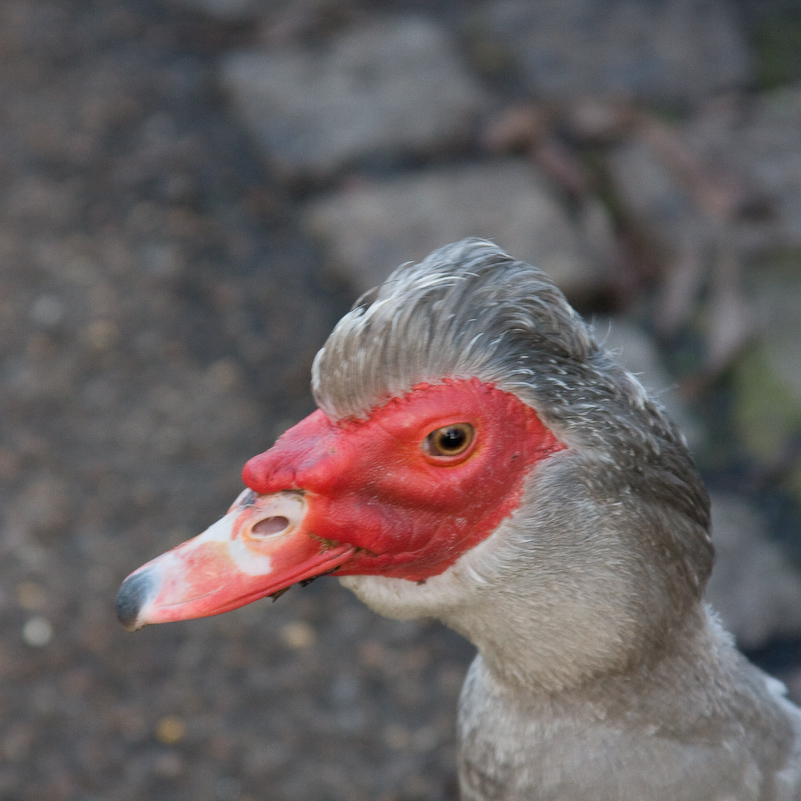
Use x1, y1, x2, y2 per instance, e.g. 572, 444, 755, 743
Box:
445, 587, 712, 697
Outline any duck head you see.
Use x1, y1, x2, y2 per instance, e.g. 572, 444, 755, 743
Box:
117, 239, 712, 690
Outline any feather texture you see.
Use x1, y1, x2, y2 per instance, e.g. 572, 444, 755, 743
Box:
322, 239, 801, 800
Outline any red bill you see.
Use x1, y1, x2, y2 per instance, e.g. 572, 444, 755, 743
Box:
116, 489, 355, 631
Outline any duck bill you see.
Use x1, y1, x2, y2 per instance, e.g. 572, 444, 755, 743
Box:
116, 490, 355, 631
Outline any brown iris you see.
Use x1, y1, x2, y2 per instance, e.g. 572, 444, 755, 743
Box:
424, 423, 475, 458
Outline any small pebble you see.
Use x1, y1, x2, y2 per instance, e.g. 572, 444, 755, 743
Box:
205, 359, 241, 391
155, 715, 186, 745
29, 295, 65, 328
383, 724, 411, 750
358, 640, 386, 667
280, 621, 316, 649
17, 581, 47, 611
22, 615, 53, 647
84, 319, 119, 350
119, 710, 148, 743
412, 724, 440, 753
154, 751, 184, 779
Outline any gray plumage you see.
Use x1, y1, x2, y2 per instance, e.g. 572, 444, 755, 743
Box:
312, 239, 801, 800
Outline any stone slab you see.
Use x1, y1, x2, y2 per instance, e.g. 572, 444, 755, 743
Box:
706, 493, 801, 650
221, 16, 488, 179
480, 0, 752, 104
302, 160, 607, 299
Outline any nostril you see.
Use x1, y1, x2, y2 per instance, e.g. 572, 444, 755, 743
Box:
250, 516, 290, 538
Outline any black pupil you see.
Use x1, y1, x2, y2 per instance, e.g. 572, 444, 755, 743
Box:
438, 427, 466, 452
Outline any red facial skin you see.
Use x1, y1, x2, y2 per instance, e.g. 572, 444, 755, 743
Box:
117, 377, 565, 629
243, 378, 565, 581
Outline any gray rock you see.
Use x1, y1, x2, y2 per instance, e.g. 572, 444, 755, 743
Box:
706, 493, 801, 651
480, 0, 752, 104
221, 16, 488, 180
302, 160, 607, 299
167, 0, 265, 21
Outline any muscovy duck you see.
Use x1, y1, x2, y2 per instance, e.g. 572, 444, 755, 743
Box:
117, 239, 801, 800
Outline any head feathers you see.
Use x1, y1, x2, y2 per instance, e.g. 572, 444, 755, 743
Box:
312, 238, 712, 598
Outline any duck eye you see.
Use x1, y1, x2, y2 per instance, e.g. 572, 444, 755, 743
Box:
424, 423, 475, 458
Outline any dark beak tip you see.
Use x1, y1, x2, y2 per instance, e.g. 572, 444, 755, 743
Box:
116, 571, 154, 632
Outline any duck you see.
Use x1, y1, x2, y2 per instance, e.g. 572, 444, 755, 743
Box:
117, 238, 801, 800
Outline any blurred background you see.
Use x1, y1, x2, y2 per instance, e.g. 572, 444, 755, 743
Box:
1, 0, 800, 799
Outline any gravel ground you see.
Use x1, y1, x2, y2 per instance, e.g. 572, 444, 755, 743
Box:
0, 2, 799, 801
0, 3, 472, 799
